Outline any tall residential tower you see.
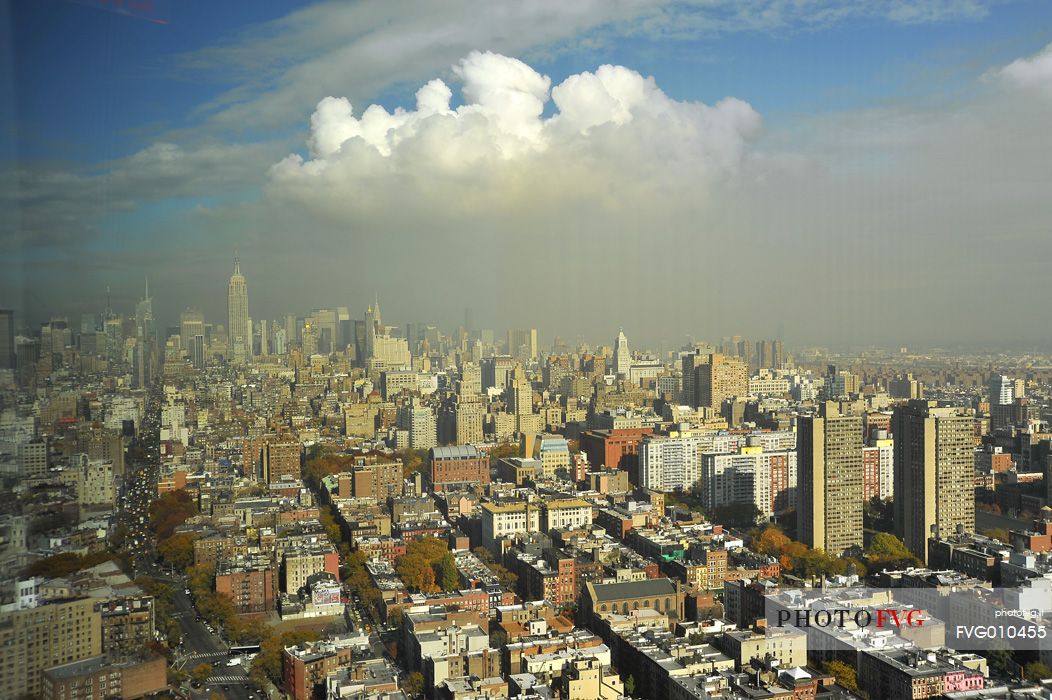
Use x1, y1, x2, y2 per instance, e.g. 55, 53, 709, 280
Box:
892, 400, 975, 563
797, 402, 864, 555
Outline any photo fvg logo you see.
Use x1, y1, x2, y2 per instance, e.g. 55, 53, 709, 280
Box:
776, 608, 926, 629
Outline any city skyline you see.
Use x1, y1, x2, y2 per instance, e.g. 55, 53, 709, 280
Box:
3, 2, 1052, 348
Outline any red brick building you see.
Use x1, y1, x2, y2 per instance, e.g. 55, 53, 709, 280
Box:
215, 556, 276, 613
264, 439, 303, 483
579, 428, 652, 471
519, 549, 577, 606
429, 445, 490, 492
283, 642, 354, 700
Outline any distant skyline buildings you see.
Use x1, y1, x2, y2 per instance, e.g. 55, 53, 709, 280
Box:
12, 260, 1052, 364
10, 266, 1052, 355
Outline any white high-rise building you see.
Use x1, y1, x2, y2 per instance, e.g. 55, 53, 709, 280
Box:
400, 400, 437, 450
614, 328, 631, 378
638, 435, 701, 492
227, 258, 250, 364
701, 442, 798, 518
988, 375, 1014, 406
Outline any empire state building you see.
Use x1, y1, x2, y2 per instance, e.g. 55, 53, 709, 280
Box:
227, 257, 250, 363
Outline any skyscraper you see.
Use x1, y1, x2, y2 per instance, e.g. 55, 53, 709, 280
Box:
179, 308, 204, 356
259, 318, 269, 356
988, 375, 1014, 406
0, 309, 14, 369
135, 278, 156, 384
507, 328, 538, 361
892, 400, 975, 563
190, 334, 205, 369
798, 402, 864, 555
614, 328, 631, 378
400, 400, 437, 450
755, 339, 785, 370
694, 353, 748, 411
227, 257, 250, 363
680, 349, 707, 408
507, 365, 533, 417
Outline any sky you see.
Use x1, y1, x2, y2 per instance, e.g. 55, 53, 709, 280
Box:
2, 0, 1051, 351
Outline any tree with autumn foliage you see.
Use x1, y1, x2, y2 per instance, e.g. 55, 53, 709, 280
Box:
752, 526, 791, 556
148, 490, 198, 540
394, 537, 455, 593
403, 672, 425, 698
397, 448, 429, 479
749, 525, 849, 577
250, 628, 319, 686
302, 451, 358, 488
22, 550, 114, 578
823, 660, 858, 692
397, 552, 437, 592
189, 663, 213, 686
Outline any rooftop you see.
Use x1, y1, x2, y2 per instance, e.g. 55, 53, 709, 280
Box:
430, 445, 481, 460
590, 578, 676, 602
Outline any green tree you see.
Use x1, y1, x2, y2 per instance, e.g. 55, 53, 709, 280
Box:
866, 532, 914, 560
865, 532, 921, 572
711, 502, 760, 527
625, 674, 636, 695
190, 663, 213, 686
823, 660, 858, 692
984, 645, 1014, 676
436, 551, 459, 591
165, 618, 182, 647
251, 629, 319, 686
403, 671, 425, 698
863, 496, 895, 533
157, 532, 196, 571
981, 528, 1010, 543
135, 578, 181, 646
490, 629, 508, 648
1024, 661, 1052, 682
167, 667, 188, 686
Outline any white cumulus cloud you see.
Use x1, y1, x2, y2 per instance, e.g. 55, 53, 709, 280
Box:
269, 51, 761, 218
1000, 42, 1052, 93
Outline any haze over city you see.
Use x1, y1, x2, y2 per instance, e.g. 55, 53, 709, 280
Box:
4, 1, 1052, 348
